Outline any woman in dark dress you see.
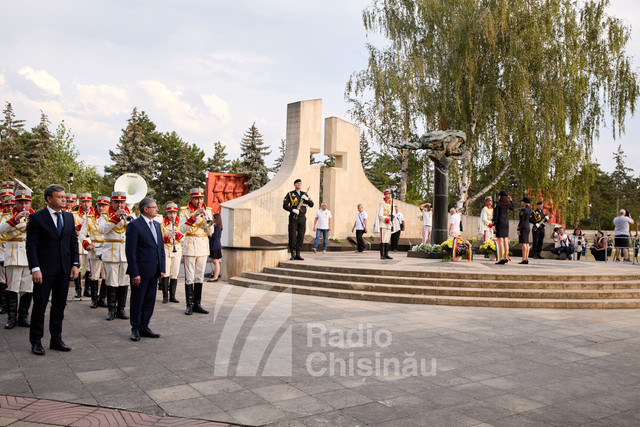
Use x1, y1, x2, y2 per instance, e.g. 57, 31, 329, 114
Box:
518, 197, 532, 264
208, 213, 223, 282
493, 190, 513, 264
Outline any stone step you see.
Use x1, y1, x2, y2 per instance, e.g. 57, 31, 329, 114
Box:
243, 271, 640, 300
263, 267, 640, 290
278, 261, 640, 283
228, 276, 640, 309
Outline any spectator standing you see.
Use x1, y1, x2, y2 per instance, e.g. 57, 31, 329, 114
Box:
517, 197, 532, 264
351, 204, 368, 252
313, 203, 332, 254
418, 202, 433, 245
208, 213, 223, 281
448, 207, 461, 237
568, 228, 586, 260
493, 190, 513, 265
612, 209, 634, 262
390, 206, 405, 252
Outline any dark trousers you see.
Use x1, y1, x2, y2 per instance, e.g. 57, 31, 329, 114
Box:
288, 214, 306, 253
130, 276, 158, 330
390, 231, 401, 251
356, 230, 366, 252
532, 228, 545, 255
30, 273, 69, 344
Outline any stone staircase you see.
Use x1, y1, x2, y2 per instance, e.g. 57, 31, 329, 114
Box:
229, 262, 640, 308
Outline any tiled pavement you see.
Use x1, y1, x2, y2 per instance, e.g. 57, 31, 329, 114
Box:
1, 253, 640, 426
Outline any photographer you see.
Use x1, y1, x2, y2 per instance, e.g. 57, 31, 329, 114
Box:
590, 230, 608, 262
550, 226, 574, 260
612, 209, 634, 262
568, 228, 586, 260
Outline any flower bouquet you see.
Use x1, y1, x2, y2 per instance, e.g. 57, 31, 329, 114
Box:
477, 238, 498, 260
440, 236, 474, 261
408, 243, 444, 259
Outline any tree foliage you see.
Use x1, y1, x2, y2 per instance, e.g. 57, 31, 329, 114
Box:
239, 123, 271, 191
206, 141, 231, 173
354, 0, 639, 218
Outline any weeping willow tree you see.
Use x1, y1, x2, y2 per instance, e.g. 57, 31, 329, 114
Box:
352, 0, 638, 219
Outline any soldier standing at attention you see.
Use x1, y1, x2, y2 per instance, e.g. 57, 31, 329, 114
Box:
73, 193, 93, 298
80, 196, 109, 308
0, 182, 16, 315
160, 201, 183, 304
98, 191, 132, 321
373, 189, 398, 260
531, 201, 548, 259
0, 188, 35, 329
179, 188, 213, 315
283, 179, 314, 260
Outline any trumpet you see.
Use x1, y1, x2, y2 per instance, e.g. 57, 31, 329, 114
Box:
198, 206, 214, 226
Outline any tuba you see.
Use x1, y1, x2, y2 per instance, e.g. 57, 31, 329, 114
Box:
114, 173, 148, 221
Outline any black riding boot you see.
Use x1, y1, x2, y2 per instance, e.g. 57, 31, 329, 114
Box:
106, 286, 117, 321
380, 244, 385, 260
169, 278, 179, 303
184, 283, 194, 315
116, 286, 129, 319
83, 271, 91, 297
294, 250, 304, 261
17, 292, 32, 327
160, 277, 169, 304
290, 249, 296, 260
193, 283, 209, 314
97, 280, 107, 307
0, 284, 6, 314
89, 280, 99, 308
4, 291, 18, 329
74, 276, 82, 298
384, 243, 393, 260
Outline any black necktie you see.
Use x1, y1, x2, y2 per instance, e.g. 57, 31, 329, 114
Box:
55, 212, 63, 236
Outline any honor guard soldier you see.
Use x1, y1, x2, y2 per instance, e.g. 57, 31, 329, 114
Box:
373, 189, 399, 260
0, 188, 35, 329
72, 193, 93, 298
80, 195, 109, 308
282, 179, 314, 260
65, 193, 77, 212
0, 183, 16, 315
98, 191, 133, 321
179, 188, 213, 315
160, 201, 183, 304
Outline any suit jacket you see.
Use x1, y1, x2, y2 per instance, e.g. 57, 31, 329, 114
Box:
26, 208, 79, 275
125, 216, 165, 279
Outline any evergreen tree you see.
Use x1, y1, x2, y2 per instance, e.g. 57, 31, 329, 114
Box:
228, 158, 243, 174
21, 112, 53, 199
0, 102, 26, 178
239, 123, 271, 191
272, 139, 286, 173
206, 141, 231, 173
105, 107, 155, 184
611, 145, 634, 213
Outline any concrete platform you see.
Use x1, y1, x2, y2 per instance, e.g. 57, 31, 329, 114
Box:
2, 255, 640, 426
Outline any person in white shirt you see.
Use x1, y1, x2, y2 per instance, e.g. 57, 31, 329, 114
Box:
448, 207, 461, 236
612, 209, 635, 262
352, 204, 368, 252
390, 206, 405, 252
418, 202, 433, 245
313, 203, 332, 253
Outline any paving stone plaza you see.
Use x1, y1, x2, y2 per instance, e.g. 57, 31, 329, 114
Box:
2, 253, 640, 426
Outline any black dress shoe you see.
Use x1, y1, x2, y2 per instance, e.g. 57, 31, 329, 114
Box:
139, 328, 160, 338
131, 328, 140, 341
50, 339, 71, 351
32, 342, 45, 356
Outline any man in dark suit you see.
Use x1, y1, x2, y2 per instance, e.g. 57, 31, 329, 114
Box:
126, 197, 165, 341
27, 184, 80, 356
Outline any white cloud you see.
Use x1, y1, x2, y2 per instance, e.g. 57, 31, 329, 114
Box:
75, 83, 129, 117
0, 73, 5, 86
139, 80, 203, 131
201, 93, 230, 125
18, 66, 61, 96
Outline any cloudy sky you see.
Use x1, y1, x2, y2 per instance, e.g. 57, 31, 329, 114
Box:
1, 0, 639, 175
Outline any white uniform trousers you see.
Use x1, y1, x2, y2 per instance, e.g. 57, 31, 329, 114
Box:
422, 225, 432, 245
183, 255, 206, 284
104, 261, 128, 287
6, 265, 33, 293
88, 257, 105, 280
164, 249, 181, 279
379, 228, 392, 244
79, 253, 87, 274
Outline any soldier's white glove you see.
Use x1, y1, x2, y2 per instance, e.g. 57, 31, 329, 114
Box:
301, 194, 309, 201
292, 209, 300, 215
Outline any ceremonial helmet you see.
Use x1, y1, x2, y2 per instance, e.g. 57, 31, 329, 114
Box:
189, 188, 205, 198
165, 201, 178, 212
111, 191, 127, 201
15, 189, 32, 201
67, 193, 77, 202
79, 192, 92, 202
97, 196, 110, 205
3, 194, 15, 205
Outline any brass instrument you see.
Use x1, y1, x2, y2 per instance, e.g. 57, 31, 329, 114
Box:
201, 205, 214, 227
